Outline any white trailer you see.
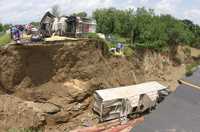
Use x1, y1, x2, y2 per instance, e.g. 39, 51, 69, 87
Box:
93, 81, 170, 122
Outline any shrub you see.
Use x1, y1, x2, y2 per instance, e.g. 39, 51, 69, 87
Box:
0, 33, 11, 46
173, 57, 182, 65
124, 46, 134, 57
84, 33, 99, 39
183, 47, 191, 57
185, 62, 199, 76
135, 41, 167, 52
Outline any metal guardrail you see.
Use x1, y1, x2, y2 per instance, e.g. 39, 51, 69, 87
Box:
178, 79, 200, 90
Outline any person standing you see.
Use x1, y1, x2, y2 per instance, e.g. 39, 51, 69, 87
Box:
18, 25, 24, 38
12, 26, 21, 44
10, 26, 13, 39
116, 42, 124, 53
15, 28, 21, 44
11, 26, 17, 40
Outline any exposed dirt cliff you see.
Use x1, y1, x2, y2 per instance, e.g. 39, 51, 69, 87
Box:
0, 39, 189, 131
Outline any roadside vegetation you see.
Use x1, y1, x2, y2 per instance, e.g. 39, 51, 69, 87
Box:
0, 23, 11, 46
186, 61, 200, 76
0, 33, 11, 46
93, 7, 200, 52
0, 23, 10, 32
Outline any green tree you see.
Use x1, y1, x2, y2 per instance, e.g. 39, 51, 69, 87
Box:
93, 7, 199, 50
161, 15, 194, 46
3, 24, 11, 31
93, 8, 135, 36
72, 12, 87, 17
30, 22, 40, 27
93, 8, 115, 34
0, 23, 4, 32
182, 19, 200, 48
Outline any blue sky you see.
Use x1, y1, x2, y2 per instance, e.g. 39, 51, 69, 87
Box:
0, 0, 200, 25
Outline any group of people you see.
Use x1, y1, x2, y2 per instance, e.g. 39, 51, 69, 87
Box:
109, 42, 125, 56
10, 25, 24, 44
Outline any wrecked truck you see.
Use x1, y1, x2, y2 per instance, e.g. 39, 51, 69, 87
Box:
93, 81, 170, 122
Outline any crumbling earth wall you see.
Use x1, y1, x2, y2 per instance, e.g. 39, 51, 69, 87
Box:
0, 39, 185, 131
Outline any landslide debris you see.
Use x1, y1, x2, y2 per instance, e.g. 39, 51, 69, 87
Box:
0, 95, 46, 131
0, 39, 188, 131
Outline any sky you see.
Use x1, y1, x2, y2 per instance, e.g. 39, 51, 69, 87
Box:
0, 0, 200, 25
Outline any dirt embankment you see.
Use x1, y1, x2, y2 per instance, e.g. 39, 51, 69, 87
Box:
0, 40, 190, 131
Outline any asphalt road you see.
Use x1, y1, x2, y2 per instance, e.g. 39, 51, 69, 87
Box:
133, 67, 200, 132
182, 67, 200, 87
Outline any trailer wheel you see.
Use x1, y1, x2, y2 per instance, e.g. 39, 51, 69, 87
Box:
129, 113, 139, 119
147, 108, 152, 113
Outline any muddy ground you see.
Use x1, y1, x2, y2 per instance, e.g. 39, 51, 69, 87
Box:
0, 39, 196, 131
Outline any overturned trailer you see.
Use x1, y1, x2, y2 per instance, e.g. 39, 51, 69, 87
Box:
40, 12, 55, 37
40, 12, 96, 38
66, 16, 96, 37
93, 81, 170, 122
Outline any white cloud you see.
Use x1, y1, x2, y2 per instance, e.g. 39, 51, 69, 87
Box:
155, 0, 182, 15
0, 0, 116, 24
184, 9, 200, 24
61, 0, 113, 15
0, 0, 199, 25
139, 0, 150, 5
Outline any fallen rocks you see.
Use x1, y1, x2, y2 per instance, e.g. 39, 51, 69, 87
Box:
25, 102, 61, 114
0, 95, 45, 130
0, 95, 61, 131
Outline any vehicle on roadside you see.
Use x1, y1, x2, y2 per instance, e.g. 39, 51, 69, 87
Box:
30, 28, 42, 42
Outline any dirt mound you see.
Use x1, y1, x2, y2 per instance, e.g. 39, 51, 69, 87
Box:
0, 39, 187, 131
0, 95, 45, 131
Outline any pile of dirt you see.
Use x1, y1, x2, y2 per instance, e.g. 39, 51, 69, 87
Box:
0, 39, 190, 131
0, 95, 45, 131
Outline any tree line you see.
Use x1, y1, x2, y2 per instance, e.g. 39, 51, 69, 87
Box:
93, 7, 200, 50
0, 23, 10, 33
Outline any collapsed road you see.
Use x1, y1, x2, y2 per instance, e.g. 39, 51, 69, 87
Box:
133, 67, 200, 132
180, 66, 200, 88
0, 38, 196, 131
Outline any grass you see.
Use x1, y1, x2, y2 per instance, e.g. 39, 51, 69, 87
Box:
124, 46, 134, 57
105, 34, 135, 56
84, 32, 100, 39
0, 33, 11, 46
185, 61, 200, 76
113, 34, 127, 43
